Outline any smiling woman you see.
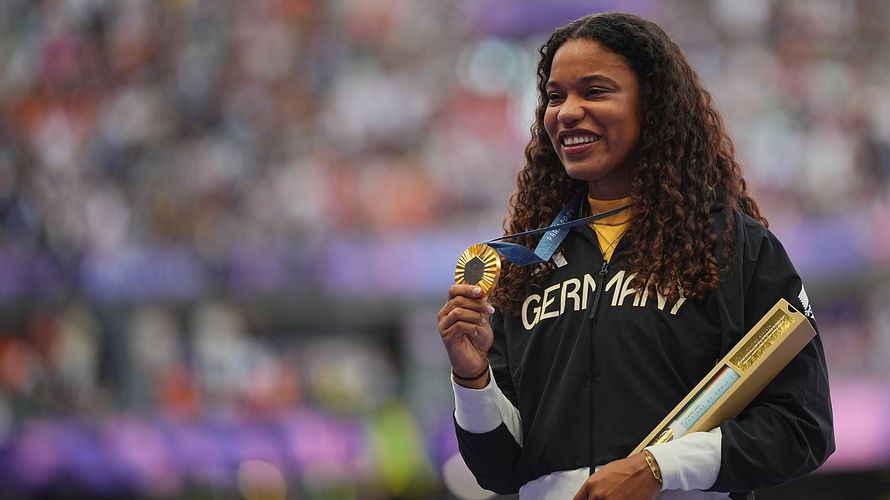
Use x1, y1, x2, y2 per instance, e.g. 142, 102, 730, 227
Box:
436, 11, 834, 500
543, 38, 641, 200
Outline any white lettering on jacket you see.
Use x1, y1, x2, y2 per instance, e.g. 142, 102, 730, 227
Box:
521, 272, 687, 331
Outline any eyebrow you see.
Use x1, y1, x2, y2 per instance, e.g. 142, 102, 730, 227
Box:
546, 74, 620, 89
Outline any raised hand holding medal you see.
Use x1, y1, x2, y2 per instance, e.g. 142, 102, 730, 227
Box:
443, 190, 632, 388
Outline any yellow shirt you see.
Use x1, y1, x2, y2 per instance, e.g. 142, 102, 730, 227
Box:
587, 194, 634, 262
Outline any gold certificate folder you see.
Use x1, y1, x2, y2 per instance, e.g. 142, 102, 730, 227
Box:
631, 298, 817, 455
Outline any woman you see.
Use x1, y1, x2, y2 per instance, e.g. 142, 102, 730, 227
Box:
436, 12, 834, 500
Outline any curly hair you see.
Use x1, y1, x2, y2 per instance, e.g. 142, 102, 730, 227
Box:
491, 12, 767, 314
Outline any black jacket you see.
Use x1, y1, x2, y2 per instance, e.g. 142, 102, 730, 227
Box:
455, 202, 835, 496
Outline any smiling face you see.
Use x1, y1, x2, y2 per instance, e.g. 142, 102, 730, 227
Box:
543, 38, 642, 200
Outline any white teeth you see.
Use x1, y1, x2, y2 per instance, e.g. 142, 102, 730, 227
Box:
562, 135, 599, 146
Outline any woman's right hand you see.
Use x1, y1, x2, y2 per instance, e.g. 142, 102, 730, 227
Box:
437, 284, 496, 388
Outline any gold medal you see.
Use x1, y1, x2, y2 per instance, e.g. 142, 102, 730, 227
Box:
454, 243, 501, 297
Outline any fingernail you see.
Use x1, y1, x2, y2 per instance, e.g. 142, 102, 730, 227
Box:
486, 305, 495, 314
473, 287, 482, 297
479, 316, 488, 326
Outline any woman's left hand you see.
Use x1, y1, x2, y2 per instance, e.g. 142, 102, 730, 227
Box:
572, 452, 661, 500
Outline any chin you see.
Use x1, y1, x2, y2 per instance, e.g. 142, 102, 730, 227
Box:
562, 163, 601, 182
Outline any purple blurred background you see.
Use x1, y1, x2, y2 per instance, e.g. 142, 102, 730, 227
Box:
1, 0, 889, 498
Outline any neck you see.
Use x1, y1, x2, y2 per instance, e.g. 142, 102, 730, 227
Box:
587, 183, 631, 201
587, 192, 634, 207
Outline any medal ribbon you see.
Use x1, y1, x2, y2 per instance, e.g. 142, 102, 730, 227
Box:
486, 190, 632, 265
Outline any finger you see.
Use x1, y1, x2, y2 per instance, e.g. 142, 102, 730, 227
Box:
448, 284, 484, 300
441, 320, 483, 344
440, 302, 491, 328
439, 307, 489, 336
468, 325, 493, 351
438, 294, 490, 321
571, 481, 589, 500
448, 295, 497, 315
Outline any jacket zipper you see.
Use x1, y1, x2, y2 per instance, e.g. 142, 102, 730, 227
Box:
588, 259, 609, 475
588, 260, 610, 319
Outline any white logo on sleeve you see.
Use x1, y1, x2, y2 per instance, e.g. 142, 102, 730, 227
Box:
798, 285, 815, 320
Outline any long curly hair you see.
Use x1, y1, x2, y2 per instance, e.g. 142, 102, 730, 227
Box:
491, 12, 767, 315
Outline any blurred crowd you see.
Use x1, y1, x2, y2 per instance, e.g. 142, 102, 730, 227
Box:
0, 0, 507, 257
0, 301, 444, 497
1, 0, 890, 497
2, 0, 890, 295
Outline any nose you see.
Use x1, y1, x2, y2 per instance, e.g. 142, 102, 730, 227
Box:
557, 95, 584, 126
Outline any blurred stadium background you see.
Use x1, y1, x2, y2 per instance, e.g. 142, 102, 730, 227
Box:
1, 0, 889, 498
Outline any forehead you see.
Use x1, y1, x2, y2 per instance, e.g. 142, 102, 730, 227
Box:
547, 38, 637, 85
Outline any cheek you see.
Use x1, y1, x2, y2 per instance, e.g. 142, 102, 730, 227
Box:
611, 115, 640, 147
623, 119, 642, 149
543, 109, 559, 145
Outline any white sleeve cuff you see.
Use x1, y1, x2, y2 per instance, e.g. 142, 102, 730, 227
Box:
452, 366, 523, 445
452, 367, 501, 434
646, 428, 722, 491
